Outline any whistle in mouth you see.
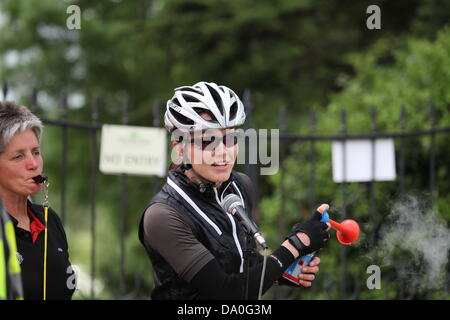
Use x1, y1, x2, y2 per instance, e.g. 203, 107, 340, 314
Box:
32, 174, 48, 184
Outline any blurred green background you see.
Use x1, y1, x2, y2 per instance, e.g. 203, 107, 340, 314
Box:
1, 0, 449, 299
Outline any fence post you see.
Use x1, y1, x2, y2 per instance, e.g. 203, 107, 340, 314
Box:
119, 97, 129, 298
339, 108, 348, 299
309, 110, 317, 215
30, 87, 38, 114
309, 109, 318, 298
60, 93, 68, 225
399, 106, 406, 197
429, 102, 436, 206
149, 100, 162, 297
90, 96, 99, 299
2, 81, 7, 100
243, 89, 259, 218
272, 105, 287, 300
27, 87, 39, 205
279, 106, 287, 240
369, 107, 377, 263
152, 100, 161, 198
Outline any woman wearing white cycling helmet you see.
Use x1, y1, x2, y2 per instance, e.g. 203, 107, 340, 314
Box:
138, 81, 330, 300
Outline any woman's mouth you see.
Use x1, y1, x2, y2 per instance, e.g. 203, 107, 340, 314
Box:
211, 163, 230, 171
212, 163, 228, 167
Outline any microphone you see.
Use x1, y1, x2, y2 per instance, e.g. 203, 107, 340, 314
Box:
221, 194, 268, 249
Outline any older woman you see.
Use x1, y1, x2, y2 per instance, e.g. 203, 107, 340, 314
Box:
0, 101, 75, 300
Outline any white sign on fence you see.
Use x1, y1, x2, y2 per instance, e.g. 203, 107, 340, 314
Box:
332, 138, 396, 183
99, 124, 167, 177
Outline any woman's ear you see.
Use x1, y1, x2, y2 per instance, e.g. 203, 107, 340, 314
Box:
170, 142, 183, 165
172, 141, 183, 157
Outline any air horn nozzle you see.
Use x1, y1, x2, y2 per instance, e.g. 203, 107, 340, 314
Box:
328, 218, 360, 245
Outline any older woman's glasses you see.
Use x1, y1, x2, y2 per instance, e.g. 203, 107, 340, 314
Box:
187, 132, 239, 150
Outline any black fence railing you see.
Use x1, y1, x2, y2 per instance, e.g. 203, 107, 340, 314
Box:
273, 105, 450, 299
2, 81, 449, 299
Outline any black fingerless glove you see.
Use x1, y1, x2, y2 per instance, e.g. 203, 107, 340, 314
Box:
286, 211, 330, 256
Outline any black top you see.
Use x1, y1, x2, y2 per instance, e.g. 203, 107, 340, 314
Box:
139, 170, 297, 299
8, 201, 75, 300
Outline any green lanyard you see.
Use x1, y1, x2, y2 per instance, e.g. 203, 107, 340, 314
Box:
0, 208, 24, 300
0, 214, 7, 300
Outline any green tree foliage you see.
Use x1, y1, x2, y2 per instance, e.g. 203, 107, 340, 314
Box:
1, 0, 449, 299
260, 26, 450, 299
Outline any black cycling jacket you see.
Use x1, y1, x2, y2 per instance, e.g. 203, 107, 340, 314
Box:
139, 169, 261, 299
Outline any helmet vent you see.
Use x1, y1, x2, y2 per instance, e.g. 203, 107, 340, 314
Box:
229, 101, 238, 121
205, 83, 224, 116
193, 108, 218, 123
183, 94, 201, 103
169, 108, 194, 125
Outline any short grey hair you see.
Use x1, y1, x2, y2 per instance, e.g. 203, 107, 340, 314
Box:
0, 101, 43, 153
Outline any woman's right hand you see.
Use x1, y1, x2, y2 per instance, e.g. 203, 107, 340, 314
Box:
282, 204, 331, 258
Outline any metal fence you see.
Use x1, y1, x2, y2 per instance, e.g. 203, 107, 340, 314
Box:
272, 104, 450, 300
2, 81, 450, 299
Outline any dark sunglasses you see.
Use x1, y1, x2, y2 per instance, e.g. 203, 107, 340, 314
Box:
186, 132, 240, 150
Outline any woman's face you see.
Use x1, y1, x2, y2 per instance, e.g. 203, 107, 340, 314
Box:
177, 128, 239, 184
0, 129, 43, 197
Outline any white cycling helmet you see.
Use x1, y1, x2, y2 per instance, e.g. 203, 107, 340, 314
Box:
164, 81, 246, 132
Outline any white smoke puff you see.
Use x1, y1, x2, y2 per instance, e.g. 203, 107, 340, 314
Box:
378, 195, 450, 293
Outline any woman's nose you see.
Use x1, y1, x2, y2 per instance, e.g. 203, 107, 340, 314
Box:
213, 140, 236, 161
25, 155, 39, 170
212, 140, 227, 157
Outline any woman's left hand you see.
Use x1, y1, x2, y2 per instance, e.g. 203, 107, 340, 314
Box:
297, 256, 320, 287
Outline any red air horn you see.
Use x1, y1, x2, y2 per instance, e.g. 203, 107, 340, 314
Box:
328, 218, 360, 245
281, 211, 360, 285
